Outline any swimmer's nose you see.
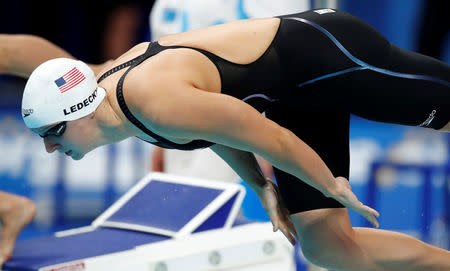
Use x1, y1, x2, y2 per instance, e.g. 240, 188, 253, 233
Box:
44, 138, 61, 153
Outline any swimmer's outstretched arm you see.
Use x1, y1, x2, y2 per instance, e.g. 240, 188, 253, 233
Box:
137, 82, 379, 227
0, 34, 106, 78
210, 144, 297, 245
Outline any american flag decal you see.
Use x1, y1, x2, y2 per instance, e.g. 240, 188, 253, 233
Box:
54, 67, 85, 93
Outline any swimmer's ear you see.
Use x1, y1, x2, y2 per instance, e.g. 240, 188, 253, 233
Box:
83, 111, 96, 120
77, 112, 95, 121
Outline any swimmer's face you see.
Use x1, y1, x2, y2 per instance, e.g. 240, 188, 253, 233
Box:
31, 114, 98, 160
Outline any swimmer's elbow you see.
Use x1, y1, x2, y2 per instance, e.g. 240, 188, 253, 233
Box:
260, 126, 293, 160
277, 127, 297, 154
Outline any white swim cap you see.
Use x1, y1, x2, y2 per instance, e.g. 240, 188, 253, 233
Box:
21, 58, 106, 129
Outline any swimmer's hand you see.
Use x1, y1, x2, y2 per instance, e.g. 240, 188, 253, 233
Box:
331, 177, 380, 228
258, 178, 297, 246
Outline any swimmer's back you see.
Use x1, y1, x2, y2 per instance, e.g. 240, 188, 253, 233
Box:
157, 18, 280, 65
97, 18, 281, 90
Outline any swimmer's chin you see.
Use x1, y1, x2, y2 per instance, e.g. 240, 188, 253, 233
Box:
71, 152, 85, 160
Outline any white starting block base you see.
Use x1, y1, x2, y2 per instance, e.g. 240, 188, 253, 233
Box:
5, 173, 295, 271
45, 223, 294, 271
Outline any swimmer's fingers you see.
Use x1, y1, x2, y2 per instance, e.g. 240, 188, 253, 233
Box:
0, 257, 9, 267
279, 198, 297, 237
348, 202, 380, 228
275, 187, 298, 238
269, 211, 296, 246
259, 180, 296, 246
0, 253, 11, 269
348, 201, 380, 228
285, 217, 298, 242
279, 220, 297, 246
332, 176, 380, 228
357, 205, 380, 228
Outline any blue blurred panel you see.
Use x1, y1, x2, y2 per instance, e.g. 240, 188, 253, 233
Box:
340, 0, 423, 50
431, 174, 445, 218
107, 180, 223, 232
0, 76, 26, 110
5, 228, 169, 271
376, 181, 422, 231
340, 0, 390, 32
383, 0, 423, 51
350, 115, 408, 148
0, 111, 32, 197
364, 163, 448, 247
0, 76, 31, 197
239, 180, 270, 222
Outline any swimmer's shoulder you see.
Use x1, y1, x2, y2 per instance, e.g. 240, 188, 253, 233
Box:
120, 51, 190, 120
94, 42, 150, 83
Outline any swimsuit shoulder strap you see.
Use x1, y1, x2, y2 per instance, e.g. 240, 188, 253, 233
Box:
97, 42, 154, 83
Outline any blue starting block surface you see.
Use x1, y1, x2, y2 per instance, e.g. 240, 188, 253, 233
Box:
105, 180, 223, 232
92, 173, 245, 237
4, 173, 247, 271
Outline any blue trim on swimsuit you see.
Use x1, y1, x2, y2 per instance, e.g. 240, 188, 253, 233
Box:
287, 17, 450, 88
297, 66, 368, 88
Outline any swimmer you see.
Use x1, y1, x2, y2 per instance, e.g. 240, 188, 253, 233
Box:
0, 191, 36, 268
3, 9, 450, 271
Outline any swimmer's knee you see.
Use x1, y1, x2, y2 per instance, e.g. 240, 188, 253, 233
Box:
291, 208, 361, 269
299, 228, 360, 270
300, 244, 339, 268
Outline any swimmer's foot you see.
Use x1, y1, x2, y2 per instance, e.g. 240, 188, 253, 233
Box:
0, 192, 36, 266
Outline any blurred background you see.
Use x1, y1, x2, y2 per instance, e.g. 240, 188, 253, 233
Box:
0, 0, 449, 270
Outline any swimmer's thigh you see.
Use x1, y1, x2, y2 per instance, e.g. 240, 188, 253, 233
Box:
344, 44, 450, 130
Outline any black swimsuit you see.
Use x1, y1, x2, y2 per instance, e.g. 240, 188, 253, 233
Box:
98, 9, 450, 213
97, 36, 282, 150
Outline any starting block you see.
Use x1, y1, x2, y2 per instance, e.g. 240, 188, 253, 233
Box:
4, 173, 295, 271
